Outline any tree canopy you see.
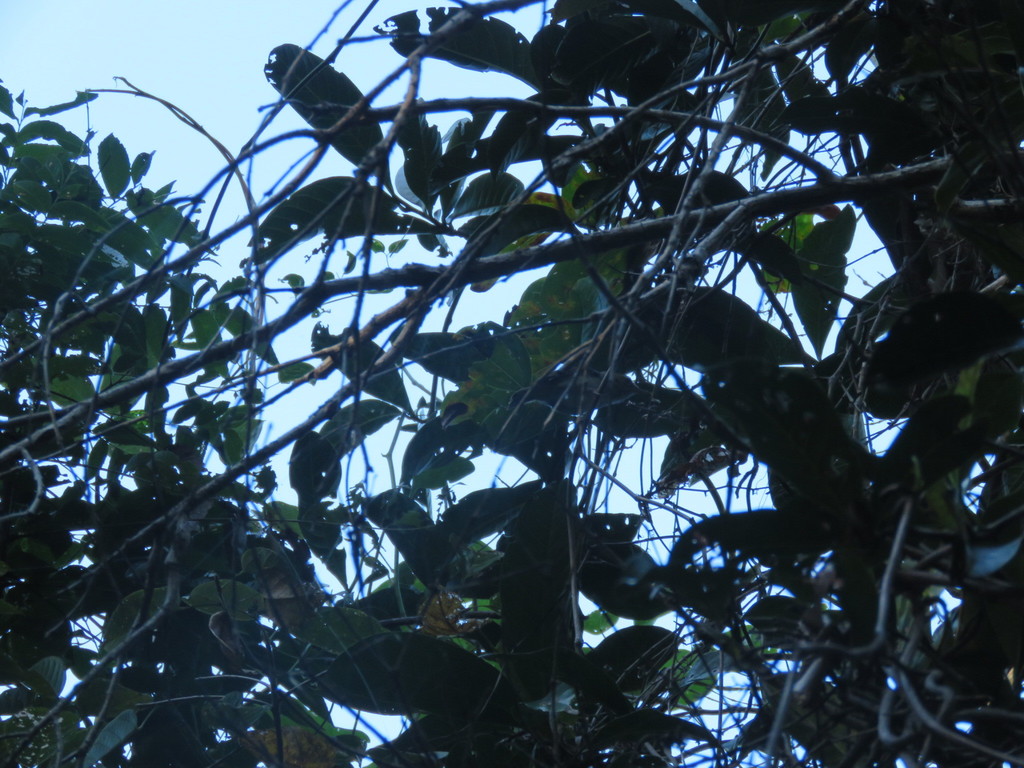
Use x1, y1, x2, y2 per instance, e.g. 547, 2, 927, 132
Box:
4, 0, 1024, 766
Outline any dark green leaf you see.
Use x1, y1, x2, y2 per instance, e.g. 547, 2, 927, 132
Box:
594, 710, 716, 748
292, 606, 386, 653
378, 9, 537, 87
404, 323, 504, 382
82, 710, 137, 767
500, 484, 575, 698
129, 152, 152, 185
458, 204, 572, 258
588, 626, 678, 693
791, 205, 855, 356
662, 286, 806, 369
703, 361, 866, 509
257, 177, 433, 264
265, 44, 383, 167
395, 113, 442, 207
451, 172, 524, 219
324, 632, 519, 718
98, 134, 130, 198
868, 293, 1024, 387
712, 0, 845, 27
24, 91, 97, 117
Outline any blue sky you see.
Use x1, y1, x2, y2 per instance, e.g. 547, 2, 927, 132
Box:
1, 2, 545, 202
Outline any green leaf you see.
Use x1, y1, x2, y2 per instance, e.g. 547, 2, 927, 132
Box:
395, 113, 442, 207
277, 361, 315, 382
703, 360, 867, 510
716, 0, 845, 27
782, 87, 934, 166
257, 176, 433, 263
24, 91, 97, 117
129, 152, 152, 185
324, 632, 519, 718
378, 9, 538, 88
791, 205, 855, 356
662, 286, 806, 369
311, 325, 411, 411
588, 625, 678, 692
186, 580, 262, 620
500, 485, 575, 698
265, 44, 383, 167
451, 172, 524, 219
437, 480, 542, 544
593, 710, 716, 748
458, 203, 572, 258
97, 134, 130, 198
82, 710, 137, 767
404, 323, 504, 382
292, 606, 386, 653
364, 490, 455, 585
868, 293, 1024, 387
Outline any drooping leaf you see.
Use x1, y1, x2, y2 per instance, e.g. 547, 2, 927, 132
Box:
395, 113, 442, 207
451, 172, 524, 219
257, 177, 433, 263
703, 360, 867, 509
265, 44, 383, 167
791, 205, 855, 356
24, 91, 97, 117
82, 710, 137, 767
499, 484, 576, 698
404, 322, 504, 382
868, 292, 1024, 387
323, 632, 520, 718
311, 323, 412, 412
97, 134, 130, 198
661, 286, 807, 369
377, 9, 538, 87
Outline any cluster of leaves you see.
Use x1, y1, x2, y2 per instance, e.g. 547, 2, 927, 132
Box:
6, 0, 1024, 766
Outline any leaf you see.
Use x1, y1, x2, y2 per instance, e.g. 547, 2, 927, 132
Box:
593, 710, 716, 748
791, 205, 855, 356
662, 286, 806, 369
129, 152, 152, 185
240, 726, 335, 768
703, 360, 867, 510
552, 0, 607, 21
404, 322, 504, 382
292, 606, 386, 653
967, 535, 1024, 579
500, 485, 575, 699
97, 134, 130, 198
265, 44, 383, 167
588, 625, 678, 692
451, 172, 524, 219
323, 632, 519, 718
876, 395, 986, 491
186, 580, 262, 620
437, 480, 542, 544
364, 490, 456, 585
378, 9, 538, 87
395, 113, 442, 207
868, 293, 1024, 387
782, 87, 934, 166
24, 91, 97, 117
83, 710, 137, 767
257, 177, 433, 263
716, 0, 846, 27
458, 203, 572, 258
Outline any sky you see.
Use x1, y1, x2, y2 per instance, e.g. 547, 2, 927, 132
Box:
1, 1, 544, 216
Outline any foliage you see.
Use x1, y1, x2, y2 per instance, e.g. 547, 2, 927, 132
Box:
4, 0, 1024, 766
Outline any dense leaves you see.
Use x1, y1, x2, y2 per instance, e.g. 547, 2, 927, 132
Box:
6, 1, 1024, 766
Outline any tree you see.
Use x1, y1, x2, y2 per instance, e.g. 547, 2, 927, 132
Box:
3, 0, 1024, 765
